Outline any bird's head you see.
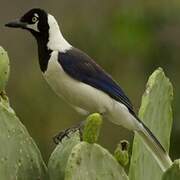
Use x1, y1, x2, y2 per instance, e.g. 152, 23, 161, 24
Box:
5, 8, 71, 52
5, 8, 49, 37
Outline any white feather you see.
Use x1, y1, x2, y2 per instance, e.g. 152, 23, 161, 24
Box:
43, 51, 139, 131
47, 15, 72, 52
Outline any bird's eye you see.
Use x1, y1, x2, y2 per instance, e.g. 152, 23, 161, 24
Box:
32, 16, 38, 23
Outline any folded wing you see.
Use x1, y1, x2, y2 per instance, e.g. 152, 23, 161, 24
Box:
58, 48, 133, 112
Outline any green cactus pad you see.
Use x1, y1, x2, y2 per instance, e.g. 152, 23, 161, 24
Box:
83, 113, 103, 143
162, 160, 180, 180
48, 132, 81, 180
114, 140, 129, 167
0, 47, 10, 92
129, 68, 173, 180
48, 114, 128, 180
0, 98, 47, 179
64, 142, 129, 180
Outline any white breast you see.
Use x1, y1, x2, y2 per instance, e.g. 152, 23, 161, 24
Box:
43, 51, 114, 114
43, 51, 138, 130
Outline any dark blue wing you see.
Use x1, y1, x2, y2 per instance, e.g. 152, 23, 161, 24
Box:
58, 48, 134, 111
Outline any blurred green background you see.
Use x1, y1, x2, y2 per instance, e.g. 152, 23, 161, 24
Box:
1, 0, 180, 162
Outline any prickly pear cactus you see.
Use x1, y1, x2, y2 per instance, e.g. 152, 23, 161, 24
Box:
114, 140, 129, 167
48, 132, 81, 180
0, 47, 47, 180
129, 68, 173, 180
162, 160, 180, 180
65, 142, 128, 180
82, 113, 102, 143
0, 46, 9, 92
48, 113, 129, 180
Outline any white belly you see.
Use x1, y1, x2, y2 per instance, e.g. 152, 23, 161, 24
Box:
44, 51, 113, 114
43, 51, 139, 130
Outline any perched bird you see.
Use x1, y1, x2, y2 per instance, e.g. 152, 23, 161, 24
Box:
5, 8, 172, 171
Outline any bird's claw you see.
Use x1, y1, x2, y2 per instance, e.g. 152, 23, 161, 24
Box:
53, 121, 84, 144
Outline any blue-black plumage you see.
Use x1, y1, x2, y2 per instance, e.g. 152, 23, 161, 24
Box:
58, 48, 133, 112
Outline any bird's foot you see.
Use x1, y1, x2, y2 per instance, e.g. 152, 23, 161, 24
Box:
53, 121, 84, 144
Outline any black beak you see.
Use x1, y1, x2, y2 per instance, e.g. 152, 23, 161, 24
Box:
5, 19, 27, 28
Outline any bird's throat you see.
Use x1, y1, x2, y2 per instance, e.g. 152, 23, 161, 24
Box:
36, 35, 52, 73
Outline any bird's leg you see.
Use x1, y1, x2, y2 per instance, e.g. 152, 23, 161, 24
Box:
53, 120, 85, 144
